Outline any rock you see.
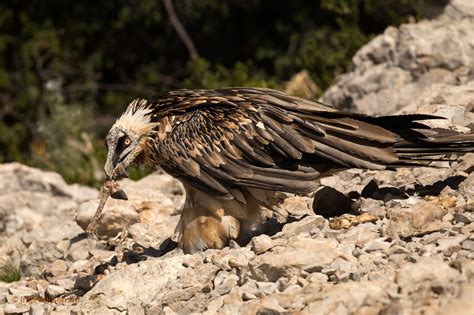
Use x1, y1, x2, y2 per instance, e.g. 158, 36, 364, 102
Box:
362, 238, 391, 252
74, 275, 99, 292
281, 196, 313, 217
66, 237, 97, 261
89, 249, 116, 263
54, 276, 77, 291
43, 259, 68, 279
306, 273, 329, 284
4, 303, 30, 314
242, 292, 257, 301
251, 235, 275, 255
300, 281, 395, 314
454, 213, 471, 224
275, 215, 326, 239
462, 240, 474, 251
437, 234, 468, 256
8, 286, 38, 299
29, 304, 45, 315
284, 70, 320, 99
249, 236, 353, 282
336, 223, 379, 248
321, 1, 474, 118
436, 283, 474, 315
396, 257, 461, 304
45, 284, 65, 298
256, 281, 277, 295
386, 201, 448, 239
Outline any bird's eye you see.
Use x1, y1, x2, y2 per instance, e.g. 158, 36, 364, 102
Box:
116, 135, 132, 153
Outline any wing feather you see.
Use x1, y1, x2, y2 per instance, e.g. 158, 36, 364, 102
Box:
146, 87, 446, 198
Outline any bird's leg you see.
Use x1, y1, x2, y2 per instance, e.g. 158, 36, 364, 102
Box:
177, 205, 241, 254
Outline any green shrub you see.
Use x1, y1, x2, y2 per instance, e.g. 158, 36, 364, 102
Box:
0, 260, 21, 283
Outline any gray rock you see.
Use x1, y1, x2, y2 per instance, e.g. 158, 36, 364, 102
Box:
43, 259, 68, 279
306, 272, 329, 284
321, 2, 474, 118
362, 238, 391, 252
29, 304, 45, 315
74, 275, 99, 292
454, 213, 471, 224
4, 303, 30, 314
45, 284, 65, 298
437, 234, 468, 256
462, 240, 474, 251
8, 286, 38, 299
396, 257, 461, 305
249, 236, 353, 282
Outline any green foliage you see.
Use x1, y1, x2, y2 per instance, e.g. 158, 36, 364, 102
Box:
0, 0, 447, 185
0, 260, 22, 283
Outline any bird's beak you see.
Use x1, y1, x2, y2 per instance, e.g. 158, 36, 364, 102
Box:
104, 153, 130, 180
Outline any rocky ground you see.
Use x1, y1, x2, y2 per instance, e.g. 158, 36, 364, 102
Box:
1, 0, 474, 314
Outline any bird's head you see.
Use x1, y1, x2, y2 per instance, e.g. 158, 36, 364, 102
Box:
104, 98, 157, 180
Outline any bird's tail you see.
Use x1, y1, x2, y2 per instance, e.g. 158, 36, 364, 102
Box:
393, 130, 474, 167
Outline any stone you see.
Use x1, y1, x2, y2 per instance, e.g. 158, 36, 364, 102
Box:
386, 201, 448, 239
249, 236, 353, 282
8, 286, 38, 299
250, 234, 274, 255
43, 259, 68, 279
362, 238, 391, 252
462, 240, 474, 251
306, 273, 329, 284
29, 304, 45, 315
454, 213, 471, 224
242, 292, 257, 301
45, 285, 65, 298
437, 234, 468, 255
284, 70, 321, 99
4, 303, 30, 314
54, 276, 77, 291
395, 257, 460, 307
74, 275, 99, 292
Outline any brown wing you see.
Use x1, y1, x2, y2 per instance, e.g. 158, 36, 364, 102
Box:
145, 88, 443, 199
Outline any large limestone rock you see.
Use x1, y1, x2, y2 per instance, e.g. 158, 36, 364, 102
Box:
321, 0, 474, 118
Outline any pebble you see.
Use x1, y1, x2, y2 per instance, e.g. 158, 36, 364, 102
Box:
29, 304, 45, 315
242, 292, 257, 300
251, 234, 274, 254
461, 240, 474, 251
45, 284, 65, 298
4, 303, 30, 314
306, 273, 329, 284
454, 213, 471, 224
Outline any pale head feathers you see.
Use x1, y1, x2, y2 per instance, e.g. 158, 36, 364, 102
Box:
112, 98, 158, 136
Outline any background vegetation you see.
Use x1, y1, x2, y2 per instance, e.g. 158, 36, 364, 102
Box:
0, 0, 448, 186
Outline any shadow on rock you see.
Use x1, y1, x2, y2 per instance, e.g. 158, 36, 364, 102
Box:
313, 175, 467, 218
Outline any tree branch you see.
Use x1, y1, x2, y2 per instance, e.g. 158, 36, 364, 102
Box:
163, 0, 199, 60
